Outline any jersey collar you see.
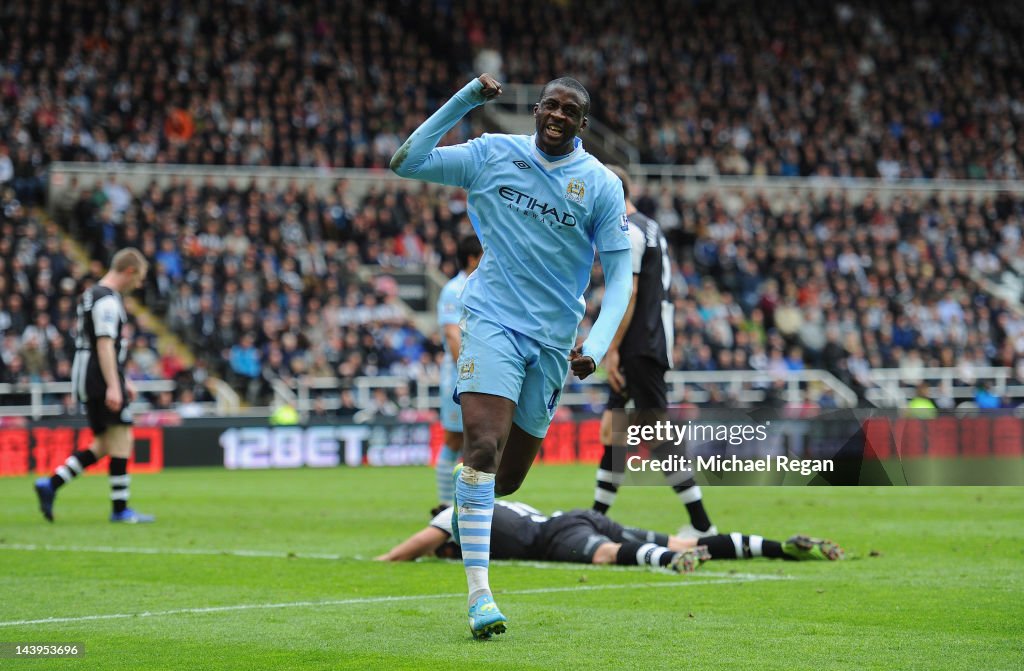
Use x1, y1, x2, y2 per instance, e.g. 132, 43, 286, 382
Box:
530, 135, 586, 170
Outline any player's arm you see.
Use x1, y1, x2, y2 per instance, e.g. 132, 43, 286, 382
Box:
97, 338, 122, 410
571, 180, 634, 379
571, 249, 632, 379
443, 324, 462, 361
605, 222, 646, 388
437, 284, 463, 359
605, 275, 640, 393
389, 74, 502, 187
375, 526, 449, 561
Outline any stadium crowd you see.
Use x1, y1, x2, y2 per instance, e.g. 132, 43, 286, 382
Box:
1, 0, 1023, 188
4, 0, 1024, 414
415, 0, 1024, 179
65, 176, 478, 407
0, 0, 475, 205
0, 185, 191, 411
578, 186, 1024, 407
54, 171, 1024, 411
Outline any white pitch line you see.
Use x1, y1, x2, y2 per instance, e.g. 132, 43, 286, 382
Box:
0, 544, 793, 582
0, 575, 780, 628
0, 543, 343, 561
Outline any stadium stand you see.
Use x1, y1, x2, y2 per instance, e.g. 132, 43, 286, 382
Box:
2, 1, 1022, 178
4, 0, 1024, 415
0, 0, 478, 187
436, 0, 1024, 178
581, 186, 1024, 407
63, 178, 474, 405
0, 185, 170, 411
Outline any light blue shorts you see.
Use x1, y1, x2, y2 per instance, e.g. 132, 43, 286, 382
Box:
439, 364, 463, 432
455, 308, 570, 438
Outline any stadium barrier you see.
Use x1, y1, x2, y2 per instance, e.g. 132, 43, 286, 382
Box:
2, 367, 1019, 420
0, 380, 179, 419
48, 162, 1024, 211
1, 414, 1021, 484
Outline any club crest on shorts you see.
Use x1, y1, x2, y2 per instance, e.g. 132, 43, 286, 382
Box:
565, 178, 585, 204
459, 358, 475, 380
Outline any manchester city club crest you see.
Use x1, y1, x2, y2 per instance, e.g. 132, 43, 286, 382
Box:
565, 178, 585, 203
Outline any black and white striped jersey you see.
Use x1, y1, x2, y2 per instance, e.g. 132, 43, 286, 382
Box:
431, 500, 547, 560
71, 284, 128, 403
620, 211, 673, 368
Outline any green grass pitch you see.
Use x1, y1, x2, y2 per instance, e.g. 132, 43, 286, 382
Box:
1, 465, 1022, 670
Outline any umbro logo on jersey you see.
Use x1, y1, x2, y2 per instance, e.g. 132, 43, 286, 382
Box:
513, 160, 531, 170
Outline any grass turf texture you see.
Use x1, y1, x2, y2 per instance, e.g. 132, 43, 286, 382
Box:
1, 465, 1022, 670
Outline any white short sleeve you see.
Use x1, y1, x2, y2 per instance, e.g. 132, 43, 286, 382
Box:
92, 295, 121, 339
429, 507, 454, 536
627, 221, 645, 274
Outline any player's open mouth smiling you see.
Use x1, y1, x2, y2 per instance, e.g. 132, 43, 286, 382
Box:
544, 124, 565, 139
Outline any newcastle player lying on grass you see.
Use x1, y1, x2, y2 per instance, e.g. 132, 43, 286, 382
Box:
377, 500, 844, 568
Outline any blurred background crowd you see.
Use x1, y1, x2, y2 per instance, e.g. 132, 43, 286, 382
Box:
2, 0, 1023, 416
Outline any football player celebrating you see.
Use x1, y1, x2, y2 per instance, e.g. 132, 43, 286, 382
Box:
392, 73, 633, 638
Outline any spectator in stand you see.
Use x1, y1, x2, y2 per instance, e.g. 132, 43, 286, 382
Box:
4, 1, 1024, 182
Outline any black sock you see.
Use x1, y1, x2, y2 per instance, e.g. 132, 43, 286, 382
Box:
616, 542, 676, 568
109, 457, 129, 514
697, 533, 782, 559
698, 534, 740, 559
762, 540, 785, 559
669, 475, 712, 531
50, 449, 99, 490
593, 445, 621, 514
653, 442, 713, 532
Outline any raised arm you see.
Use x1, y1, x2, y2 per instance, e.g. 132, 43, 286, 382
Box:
389, 74, 503, 186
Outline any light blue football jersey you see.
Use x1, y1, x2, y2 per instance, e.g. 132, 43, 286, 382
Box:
438, 270, 469, 375
433, 134, 629, 349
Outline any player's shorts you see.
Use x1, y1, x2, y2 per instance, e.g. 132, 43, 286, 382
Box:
538, 509, 627, 563
606, 354, 668, 411
455, 307, 569, 438
84, 392, 132, 436
439, 366, 463, 432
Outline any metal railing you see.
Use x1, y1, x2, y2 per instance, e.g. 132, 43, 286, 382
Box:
50, 162, 1024, 219
8, 366, 1018, 420
284, 367, 860, 418
864, 366, 1016, 407
48, 162, 413, 213
0, 380, 177, 420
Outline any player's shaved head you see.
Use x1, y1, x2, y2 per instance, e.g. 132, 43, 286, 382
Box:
540, 77, 590, 116
457, 235, 483, 269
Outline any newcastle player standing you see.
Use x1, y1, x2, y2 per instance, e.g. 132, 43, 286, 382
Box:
592, 167, 715, 538
34, 248, 154, 523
